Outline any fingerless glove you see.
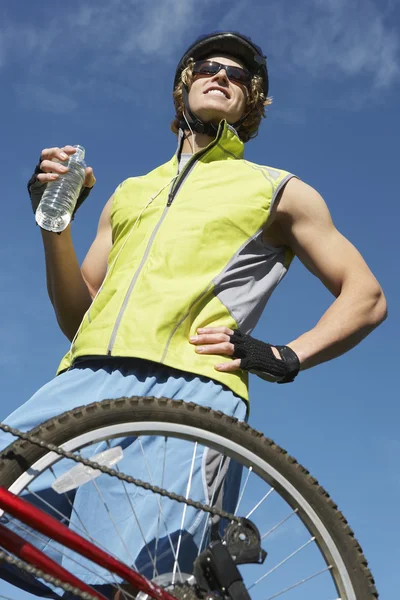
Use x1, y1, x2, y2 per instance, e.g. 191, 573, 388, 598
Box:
230, 330, 300, 383
27, 158, 92, 216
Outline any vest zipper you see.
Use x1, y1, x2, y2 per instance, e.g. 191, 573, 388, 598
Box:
166, 131, 223, 206
107, 205, 170, 354
107, 132, 223, 356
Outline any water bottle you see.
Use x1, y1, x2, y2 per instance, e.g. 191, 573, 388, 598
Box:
35, 145, 86, 233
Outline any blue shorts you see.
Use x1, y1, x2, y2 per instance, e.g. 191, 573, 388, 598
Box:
0, 358, 247, 596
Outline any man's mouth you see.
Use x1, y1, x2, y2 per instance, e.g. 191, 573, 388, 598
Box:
204, 87, 230, 99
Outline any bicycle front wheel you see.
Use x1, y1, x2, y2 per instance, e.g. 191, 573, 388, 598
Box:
0, 397, 377, 599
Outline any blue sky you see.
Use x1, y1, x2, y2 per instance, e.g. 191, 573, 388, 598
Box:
0, 0, 399, 597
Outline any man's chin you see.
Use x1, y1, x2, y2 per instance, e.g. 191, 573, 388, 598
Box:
195, 110, 235, 127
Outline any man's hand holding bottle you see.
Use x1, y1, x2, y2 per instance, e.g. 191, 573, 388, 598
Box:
28, 145, 96, 221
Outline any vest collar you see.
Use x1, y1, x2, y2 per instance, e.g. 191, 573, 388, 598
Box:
174, 120, 245, 166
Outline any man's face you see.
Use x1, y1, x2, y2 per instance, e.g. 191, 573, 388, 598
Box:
188, 55, 248, 126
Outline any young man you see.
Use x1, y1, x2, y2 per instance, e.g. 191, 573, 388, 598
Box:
1, 32, 386, 595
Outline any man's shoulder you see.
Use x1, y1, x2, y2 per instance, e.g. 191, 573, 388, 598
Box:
242, 158, 294, 185
274, 177, 330, 229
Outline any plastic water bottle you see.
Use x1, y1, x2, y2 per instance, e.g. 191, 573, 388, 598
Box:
35, 145, 86, 233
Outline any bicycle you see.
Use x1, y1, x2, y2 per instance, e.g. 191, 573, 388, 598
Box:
0, 396, 378, 599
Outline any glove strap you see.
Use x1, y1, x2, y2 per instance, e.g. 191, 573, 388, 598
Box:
230, 330, 300, 384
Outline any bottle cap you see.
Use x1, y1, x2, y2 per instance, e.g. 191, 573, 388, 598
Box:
71, 145, 85, 162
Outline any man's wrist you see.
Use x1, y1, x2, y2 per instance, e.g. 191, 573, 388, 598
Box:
229, 330, 300, 383
285, 343, 305, 370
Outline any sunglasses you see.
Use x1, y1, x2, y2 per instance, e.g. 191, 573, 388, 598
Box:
192, 60, 252, 88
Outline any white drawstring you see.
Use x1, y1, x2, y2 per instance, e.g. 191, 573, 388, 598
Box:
183, 111, 196, 154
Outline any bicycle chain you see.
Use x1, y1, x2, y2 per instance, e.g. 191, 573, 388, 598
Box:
0, 549, 100, 600
0, 422, 241, 523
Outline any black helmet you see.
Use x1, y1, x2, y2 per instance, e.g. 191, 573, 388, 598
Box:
174, 31, 269, 97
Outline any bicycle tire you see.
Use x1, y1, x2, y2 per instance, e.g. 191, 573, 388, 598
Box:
0, 396, 378, 600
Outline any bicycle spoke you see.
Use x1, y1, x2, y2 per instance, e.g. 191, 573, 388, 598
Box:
197, 451, 225, 556
50, 465, 93, 537
172, 442, 198, 584
90, 478, 137, 570
117, 476, 158, 577
153, 436, 168, 579
249, 536, 316, 590
25, 481, 127, 591
8, 518, 116, 588
25, 483, 118, 559
264, 566, 333, 599
246, 486, 275, 519
234, 466, 252, 515
261, 508, 299, 540
137, 436, 183, 581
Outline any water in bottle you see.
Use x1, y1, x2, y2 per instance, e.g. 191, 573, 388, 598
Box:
35, 145, 86, 233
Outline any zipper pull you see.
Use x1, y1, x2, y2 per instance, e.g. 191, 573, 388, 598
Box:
167, 192, 173, 206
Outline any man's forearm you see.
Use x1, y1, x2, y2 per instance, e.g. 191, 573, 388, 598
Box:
287, 283, 387, 370
41, 227, 93, 341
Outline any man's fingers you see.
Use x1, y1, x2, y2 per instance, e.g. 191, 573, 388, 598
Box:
84, 167, 96, 188
190, 332, 231, 345
194, 342, 234, 356
36, 172, 59, 184
40, 159, 70, 175
40, 146, 76, 162
197, 326, 234, 336
214, 359, 242, 372
189, 329, 241, 372
38, 149, 95, 188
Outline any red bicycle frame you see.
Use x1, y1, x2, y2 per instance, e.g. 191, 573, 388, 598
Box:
0, 487, 178, 600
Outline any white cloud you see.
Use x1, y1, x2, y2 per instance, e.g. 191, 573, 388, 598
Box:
1, 0, 398, 114
1, 0, 216, 112
0, 20, 59, 69
221, 0, 400, 91
0, 0, 214, 72
15, 83, 79, 114
120, 0, 206, 56
290, 0, 399, 89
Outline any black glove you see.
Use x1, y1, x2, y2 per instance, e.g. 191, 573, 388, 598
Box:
27, 157, 92, 216
230, 330, 300, 384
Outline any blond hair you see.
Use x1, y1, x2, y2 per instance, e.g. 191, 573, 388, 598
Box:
171, 59, 272, 143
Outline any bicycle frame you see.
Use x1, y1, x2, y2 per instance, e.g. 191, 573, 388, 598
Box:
0, 486, 178, 600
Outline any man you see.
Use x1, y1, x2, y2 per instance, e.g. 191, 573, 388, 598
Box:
1, 31, 386, 595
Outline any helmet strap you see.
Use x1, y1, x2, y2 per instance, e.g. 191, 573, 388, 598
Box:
179, 86, 219, 137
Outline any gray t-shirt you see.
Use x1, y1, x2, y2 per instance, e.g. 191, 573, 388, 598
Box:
178, 153, 192, 172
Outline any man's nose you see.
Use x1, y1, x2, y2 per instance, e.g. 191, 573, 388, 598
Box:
210, 69, 229, 85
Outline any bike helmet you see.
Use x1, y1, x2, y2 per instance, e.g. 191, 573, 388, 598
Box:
174, 31, 269, 137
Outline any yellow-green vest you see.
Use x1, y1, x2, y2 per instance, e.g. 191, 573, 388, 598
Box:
58, 121, 295, 401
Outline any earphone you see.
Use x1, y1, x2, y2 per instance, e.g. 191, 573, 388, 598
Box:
183, 111, 196, 154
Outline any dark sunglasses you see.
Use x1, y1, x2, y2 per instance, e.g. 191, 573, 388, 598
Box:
193, 60, 252, 87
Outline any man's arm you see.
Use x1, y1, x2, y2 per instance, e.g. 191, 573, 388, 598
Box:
43, 197, 113, 341
31, 145, 114, 342
274, 177, 387, 369
81, 197, 113, 299
189, 177, 387, 378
